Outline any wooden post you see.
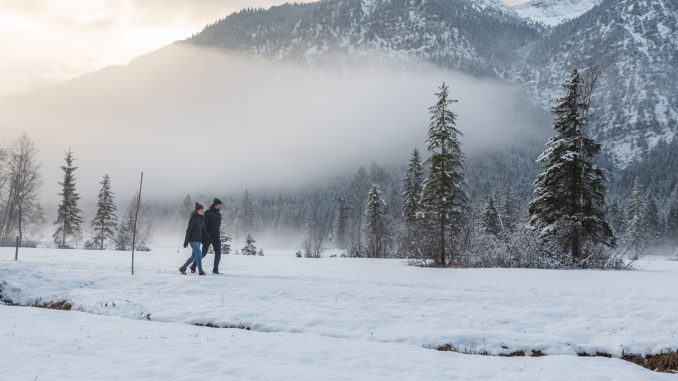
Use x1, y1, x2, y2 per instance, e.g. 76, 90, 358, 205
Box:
15, 235, 19, 261
131, 172, 144, 275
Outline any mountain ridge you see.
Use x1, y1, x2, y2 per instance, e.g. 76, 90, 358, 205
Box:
188, 0, 677, 168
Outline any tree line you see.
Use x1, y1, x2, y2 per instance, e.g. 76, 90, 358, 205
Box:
2, 66, 677, 262
0, 143, 151, 250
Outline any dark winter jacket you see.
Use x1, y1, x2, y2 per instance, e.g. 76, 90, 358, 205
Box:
203, 206, 222, 240
184, 213, 211, 244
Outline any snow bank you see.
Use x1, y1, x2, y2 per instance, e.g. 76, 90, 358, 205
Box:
1, 248, 677, 359
1, 306, 673, 381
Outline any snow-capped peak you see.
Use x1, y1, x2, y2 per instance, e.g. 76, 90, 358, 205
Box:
513, 0, 602, 26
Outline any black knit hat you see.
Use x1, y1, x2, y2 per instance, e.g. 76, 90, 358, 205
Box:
213, 198, 223, 206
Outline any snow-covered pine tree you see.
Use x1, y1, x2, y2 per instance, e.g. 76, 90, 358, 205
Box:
645, 192, 661, 244
335, 198, 350, 250
482, 197, 502, 238
419, 83, 468, 266
235, 189, 255, 242
114, 209, 134, 251
667, 184, 678, 245
402, 148, 423, 228
242, 233, 257, 255
624, 177, 648, 259
528, 67, 614, 261
180, 194, 193, 218
220, 229, 232, 255
53, 149, 83, 248
365, 185, 389, 258
607, 198, 626, 237
500, 185, 519, 233
90, 174, 117, 250
273, 205, 284, 238
400, 148, 425, 257
348, 167, 370, 257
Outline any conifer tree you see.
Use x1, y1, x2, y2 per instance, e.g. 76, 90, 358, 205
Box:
220, 229, 232, 255
242, 233, 257, 255
500, 185, 519, 233
645, 192, 661, 243
335, 198, 350, 250
400, 148, 425, 257
91, 175, 117, 250
420, 83, 468, 266
349, 167, 370, 256
402, 148, 423, 227
180, 194, 193, 218
114, 209, 134, 251
625, 177, 648, 259
607, 198, 626, 237
482, 197, 502, 237
365, 185, 389, 258
667, 184, 678, 244
53, 149, 83, 248
528, 68, 614, 260
235, 189, 255, 241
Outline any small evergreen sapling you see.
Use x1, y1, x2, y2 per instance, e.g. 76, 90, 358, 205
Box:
242, 233, 257, 256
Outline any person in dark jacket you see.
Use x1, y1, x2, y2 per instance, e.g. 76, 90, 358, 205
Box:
190, 198, 224, 274
179, 203, 212, 276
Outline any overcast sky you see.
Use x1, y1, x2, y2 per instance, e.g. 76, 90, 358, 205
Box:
0, 0, 529, 98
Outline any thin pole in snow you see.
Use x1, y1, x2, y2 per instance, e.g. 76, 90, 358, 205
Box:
15, 235, 19, 261
131, 172, 144, 275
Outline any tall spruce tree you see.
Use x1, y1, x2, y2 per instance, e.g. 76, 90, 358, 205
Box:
91, 175, 117, 250
482, 197, 503, 237
528, 67, 614, 260
625, 177, 648, 259
53, 149, 83, 248
365, 185, 389, 258
419, 83, 468, 266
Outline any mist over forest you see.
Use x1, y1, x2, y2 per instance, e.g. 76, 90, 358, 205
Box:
0, 44, 549, 246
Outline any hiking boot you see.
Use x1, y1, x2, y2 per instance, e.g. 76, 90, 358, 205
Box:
179, 266, 187, 275
190, 264, 196, 273
212, 269, 220, 275
198, 270, 207, 276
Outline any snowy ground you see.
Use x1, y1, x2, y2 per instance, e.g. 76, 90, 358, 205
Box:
1, 247, 677, 380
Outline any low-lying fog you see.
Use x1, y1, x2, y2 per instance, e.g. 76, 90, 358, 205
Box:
0, 43, 547, 212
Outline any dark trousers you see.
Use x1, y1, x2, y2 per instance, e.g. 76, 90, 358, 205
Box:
201, 238, 222, 270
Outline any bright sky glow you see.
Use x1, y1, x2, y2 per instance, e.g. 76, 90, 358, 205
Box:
0, 0, 528, 97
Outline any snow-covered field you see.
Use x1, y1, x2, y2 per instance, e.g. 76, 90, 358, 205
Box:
1, 247, 677, 380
